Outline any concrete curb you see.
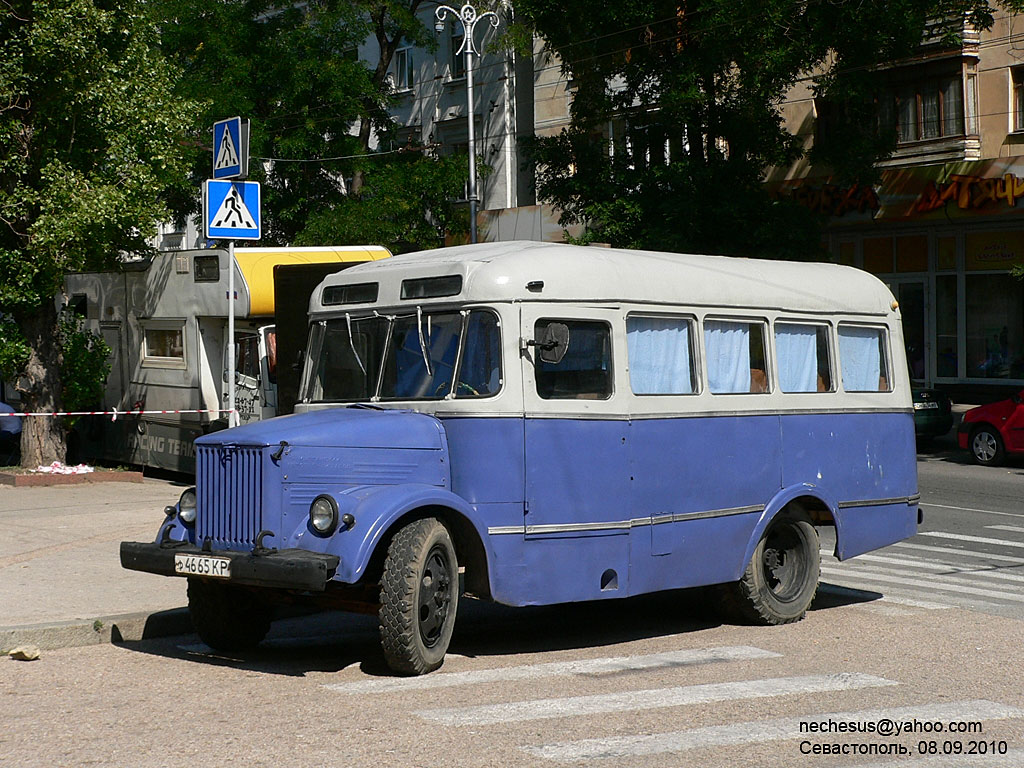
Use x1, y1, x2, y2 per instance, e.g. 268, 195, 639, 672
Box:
0, 607, 193, 654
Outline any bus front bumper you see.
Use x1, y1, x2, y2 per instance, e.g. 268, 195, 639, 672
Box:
120, 541, 340, 592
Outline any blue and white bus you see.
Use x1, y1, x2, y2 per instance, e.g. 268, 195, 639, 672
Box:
122, 241, 920, 674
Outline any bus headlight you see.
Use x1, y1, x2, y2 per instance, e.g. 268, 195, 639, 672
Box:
310, 495, 338, 536
178, 487, 197, 525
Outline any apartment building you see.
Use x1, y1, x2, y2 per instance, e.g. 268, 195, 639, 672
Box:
772, 13, 1024, 396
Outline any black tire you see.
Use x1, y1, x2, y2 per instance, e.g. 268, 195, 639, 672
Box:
187, 577, 272, 651
719, 508, 820, 625
970, 425, 1005, 467
379, 518, 459, 675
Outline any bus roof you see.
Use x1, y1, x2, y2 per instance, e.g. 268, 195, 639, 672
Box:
315, 241, 895, 316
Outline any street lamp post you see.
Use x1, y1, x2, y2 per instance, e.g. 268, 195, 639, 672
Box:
435, 3, 499, 244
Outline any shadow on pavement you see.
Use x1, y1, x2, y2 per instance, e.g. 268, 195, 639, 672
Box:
117, 586, 739, 678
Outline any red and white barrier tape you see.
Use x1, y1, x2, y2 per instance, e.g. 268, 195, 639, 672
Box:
0, 408, 234, 422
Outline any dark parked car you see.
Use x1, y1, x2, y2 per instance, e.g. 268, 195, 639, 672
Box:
912, 385, 953, 442
958, 390, 1024, 466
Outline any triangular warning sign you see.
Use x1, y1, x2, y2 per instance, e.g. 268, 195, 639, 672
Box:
212, 186, 257, 229
215, 128, 240, 171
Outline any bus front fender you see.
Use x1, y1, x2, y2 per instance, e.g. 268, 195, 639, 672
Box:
286, 483, 479, 584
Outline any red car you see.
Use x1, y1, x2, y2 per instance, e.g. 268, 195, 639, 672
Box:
958, 391, 1024, 466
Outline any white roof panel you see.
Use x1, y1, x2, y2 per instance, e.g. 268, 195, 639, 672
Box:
315, 241, 894, 316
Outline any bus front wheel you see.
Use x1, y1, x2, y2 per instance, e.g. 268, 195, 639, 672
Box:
379, 518, 459, 675
720, 509, 819, 625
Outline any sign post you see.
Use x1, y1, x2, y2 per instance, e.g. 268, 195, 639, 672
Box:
204, 118, 257, 428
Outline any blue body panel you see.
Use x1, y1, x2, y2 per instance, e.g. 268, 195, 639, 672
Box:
184, 406, 917, 608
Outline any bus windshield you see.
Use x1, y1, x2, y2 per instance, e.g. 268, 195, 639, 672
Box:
303, 308, 501, 402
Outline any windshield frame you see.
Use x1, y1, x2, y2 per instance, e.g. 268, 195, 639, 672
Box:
300, 305, 503, 404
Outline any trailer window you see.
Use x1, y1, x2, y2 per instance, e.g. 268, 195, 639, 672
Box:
838, 325, 891, 392
535, 320, 612, 400
704, 319, 769, 394
142, 322, 186, 368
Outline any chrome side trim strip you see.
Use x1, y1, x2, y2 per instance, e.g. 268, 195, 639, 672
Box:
486, 504, 764, 536
837, 495, 920, 509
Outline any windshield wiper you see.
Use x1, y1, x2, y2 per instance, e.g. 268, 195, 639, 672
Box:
416, 306, 434, 377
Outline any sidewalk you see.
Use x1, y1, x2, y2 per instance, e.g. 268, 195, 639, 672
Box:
0, 476, 194, 652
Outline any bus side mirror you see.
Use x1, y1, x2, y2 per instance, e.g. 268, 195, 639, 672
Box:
536, 322, 569, 365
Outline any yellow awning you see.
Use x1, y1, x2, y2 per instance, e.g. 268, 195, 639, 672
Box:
234, 246, 391, 316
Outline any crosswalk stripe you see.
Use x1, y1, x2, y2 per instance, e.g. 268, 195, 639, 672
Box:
923, 502, 1024, 519
843, 750, 1024, 768
522, 700, 1024, 761
916, 531, 1024, 550
851, 553, 1024, 584
324, 646, 781, 695
820, 565, 1024, 603
414, 673, 896, 726
894, 541, 1024, 565
986, 524, 1024, 535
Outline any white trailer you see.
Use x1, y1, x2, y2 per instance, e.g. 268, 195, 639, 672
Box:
65, 245, 391, 472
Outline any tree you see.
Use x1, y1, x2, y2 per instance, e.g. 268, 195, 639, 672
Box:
156, 0, 468, 246
0, 0, 197, 466
514, 0, 1016, 258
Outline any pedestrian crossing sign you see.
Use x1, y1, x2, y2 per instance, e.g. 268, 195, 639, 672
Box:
203, 180, 261, 240
212, 117, 249, 179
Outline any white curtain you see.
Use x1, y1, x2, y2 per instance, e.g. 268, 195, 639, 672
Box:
627, 316, 693, 394
839, 326, 882, 391
705, 320, 750, 393
776, 324, 818, 393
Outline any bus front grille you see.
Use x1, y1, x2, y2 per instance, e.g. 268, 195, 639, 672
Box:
196, 445, 264, 550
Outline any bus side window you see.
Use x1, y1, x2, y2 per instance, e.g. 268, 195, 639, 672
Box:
535, 320, 612, 400
775, 322, 832, 393
626, 315, 697, 395
704, 319, 768, 394
838, 325, 890, 392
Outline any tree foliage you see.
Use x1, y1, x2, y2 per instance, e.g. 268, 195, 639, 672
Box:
0, 0, 197, 465
515, 0, 1017, 258
155, 0, 469, 246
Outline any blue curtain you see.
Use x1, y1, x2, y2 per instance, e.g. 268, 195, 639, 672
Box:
839, 326, 882, 391
705, 320, 750, 393
776, 324, 818, 393
626, 316, 693, 394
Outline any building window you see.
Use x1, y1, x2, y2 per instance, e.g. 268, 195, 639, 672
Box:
1013, 68, 1024, 132
966, 274, 1024, 379
393, 47, 414, 91
893, 74, 965, 142
450, 32, 466, 78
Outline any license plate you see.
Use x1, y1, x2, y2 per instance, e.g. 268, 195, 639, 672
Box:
914, 401, 939, 410
174, 553, 231, 578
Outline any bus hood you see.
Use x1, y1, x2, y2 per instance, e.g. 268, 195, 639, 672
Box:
194, 407, 447, 451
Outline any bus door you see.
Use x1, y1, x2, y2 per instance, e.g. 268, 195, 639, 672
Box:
520, 306, 631, 600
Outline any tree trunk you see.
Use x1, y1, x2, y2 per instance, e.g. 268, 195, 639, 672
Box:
18, 307, 65, 468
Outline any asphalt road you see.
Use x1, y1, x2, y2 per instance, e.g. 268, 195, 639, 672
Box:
1, 438, 1022, 768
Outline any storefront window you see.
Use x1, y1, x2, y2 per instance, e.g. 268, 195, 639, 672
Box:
965, 274, 1024, 379
935, 275, 958, 378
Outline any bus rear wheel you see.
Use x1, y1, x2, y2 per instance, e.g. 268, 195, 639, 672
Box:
379, 518, 459, 675
720, 509, 819, 625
